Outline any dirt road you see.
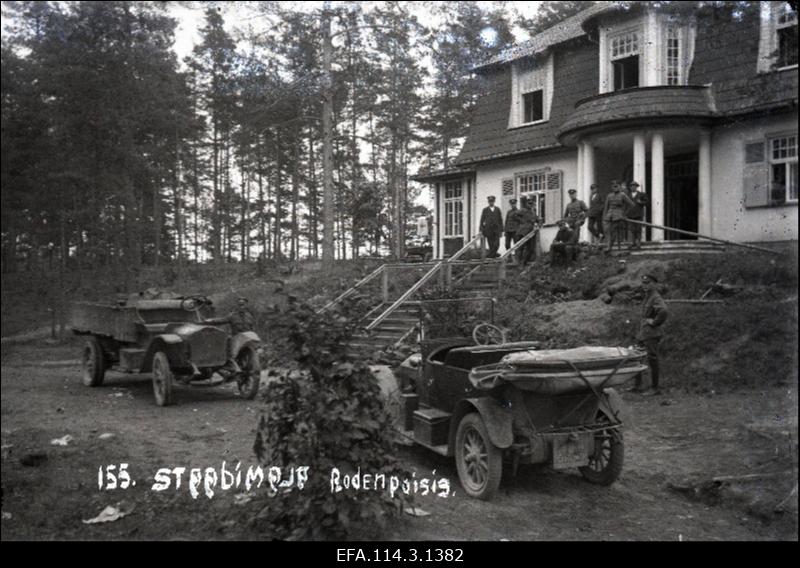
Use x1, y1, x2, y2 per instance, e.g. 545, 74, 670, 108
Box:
1, 338, 796, 541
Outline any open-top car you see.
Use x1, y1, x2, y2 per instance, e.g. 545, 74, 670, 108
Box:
394, 299, 646, 500
69, 295, 261, 407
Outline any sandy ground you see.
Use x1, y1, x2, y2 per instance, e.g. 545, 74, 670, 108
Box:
1, 337, 797, 541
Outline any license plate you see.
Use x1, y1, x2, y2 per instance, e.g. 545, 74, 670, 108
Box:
552, 435, 589, 469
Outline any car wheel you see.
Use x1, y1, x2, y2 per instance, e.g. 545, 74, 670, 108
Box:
579, 418, 624, 486
152, 351, 174, 407
455, 413, 502, 500
82, 337, 106, 387
236, 345, 261, 400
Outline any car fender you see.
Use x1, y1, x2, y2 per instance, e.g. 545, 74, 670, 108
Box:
230, 331, 261, 359
599, 388, 628, 426
448, 397, 514, 456
141, 334, 187, 372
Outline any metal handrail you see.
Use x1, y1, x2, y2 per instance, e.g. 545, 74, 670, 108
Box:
366, 261, 444, 331
317, 263, 386, 313
448, 234, 483, 262
501, 227, 539, 260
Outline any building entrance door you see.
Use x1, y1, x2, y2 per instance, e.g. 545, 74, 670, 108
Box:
665, 156, 699, 240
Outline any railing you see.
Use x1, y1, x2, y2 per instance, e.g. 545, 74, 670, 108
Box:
453, 228, 540, 287
365, 234, 483, 332
317, 263, 386, 313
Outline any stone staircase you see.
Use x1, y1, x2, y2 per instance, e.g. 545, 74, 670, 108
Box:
629, 239, 725, 255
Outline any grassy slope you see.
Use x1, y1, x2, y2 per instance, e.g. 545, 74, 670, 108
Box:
494, 246, 798, 392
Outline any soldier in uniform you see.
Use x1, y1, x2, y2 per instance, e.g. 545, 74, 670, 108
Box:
586, 184, 605, 243
626, 181, 649, 249
549, 219, 576, 266
479, 195, 504, 258
503, 198, 522, 252
630, 273, 669, 395
515, 198, 540, 266
205, 297, 255, 334
563, 189, 588, 240
604, 181, 635, 253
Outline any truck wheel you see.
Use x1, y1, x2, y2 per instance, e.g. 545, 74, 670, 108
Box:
82, 337, 106, 387
455, 413, 502, 500
236, 345, 261, 400
579, 423, 624, 486
152, 351, 174, 407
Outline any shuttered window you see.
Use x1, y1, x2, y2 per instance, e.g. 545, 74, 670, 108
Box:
744, 140, 769, 208
744, 136, 798, 207
516, 170, 562, 224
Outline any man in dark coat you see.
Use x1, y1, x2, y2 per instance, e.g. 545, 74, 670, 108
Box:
563, 189, 588, 239
587, 184, 605, 242
604, 181, 635, 253
515, 198, 540, 266
479, 195, 503, 258
630, 273, 669, 394
204, 297, 255, 334
504, 198, 522, 251
549, 219, 576, 266
626, 181, 649, 249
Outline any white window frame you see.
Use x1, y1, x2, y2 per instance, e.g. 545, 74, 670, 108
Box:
516, 171, 548, 219
607, 25, 643, 92
769, 134, 798, 204
508, 53, 553, 128
665, 25, 682, 85
443, 180, 464, 237
776, 5, 798, 70
758, 2, 799, 73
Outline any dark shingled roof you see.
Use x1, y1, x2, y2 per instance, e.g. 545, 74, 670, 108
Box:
473, 3, 610, 71
452, 4, 797, 167
411, 166, 476, 183
558, 86, 716, 143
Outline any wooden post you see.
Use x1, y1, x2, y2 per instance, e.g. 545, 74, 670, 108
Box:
445, 263, 452, 291
480, 235, 486, 260
498, 258, 506, 282
381, 266, 389, 303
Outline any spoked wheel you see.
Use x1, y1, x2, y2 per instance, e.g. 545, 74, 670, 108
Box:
152, 351, 174, 407
236, 345, 261, 400
472, 323, 506, 346
82, 337, 106, 387
455, 413, 502, 500
579, 418, 624, 486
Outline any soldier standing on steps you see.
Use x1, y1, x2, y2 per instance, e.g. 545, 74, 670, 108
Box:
515, 198, 540, 266
479, 195, 504, 258
504, 198, 522, 252
629, 273, 668, 395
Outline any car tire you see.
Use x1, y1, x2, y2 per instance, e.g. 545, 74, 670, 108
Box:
82, 337, 106, 387
152, 351, 174, 407
579, 418, 624, 486
455, 413, 502, 500
236, 345, 261, 400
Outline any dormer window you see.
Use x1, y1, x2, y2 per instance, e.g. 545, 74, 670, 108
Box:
610, 29, 641, 90
508, 54, 553, 128
777, 6, 798, 68
758, 2, 798, 72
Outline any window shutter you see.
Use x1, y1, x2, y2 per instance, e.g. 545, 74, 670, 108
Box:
743, 141, 769, 208
544, 171, 563, 225
500, 178, 515, 214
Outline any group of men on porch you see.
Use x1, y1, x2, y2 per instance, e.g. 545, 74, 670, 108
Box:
478, 179, 650, 266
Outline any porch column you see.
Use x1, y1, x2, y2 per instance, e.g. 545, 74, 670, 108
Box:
576, 143, 584, 202
583, 141, 595, 201
698, 130, 712, 236
651, 132, 665, 241
633, 132, 647, 192
582, 142, 595, 243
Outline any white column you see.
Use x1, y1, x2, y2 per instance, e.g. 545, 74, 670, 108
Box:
633, 133, 647, 191
576, 143, 584, 201
651, 132, 665, 241
582, 142, 595, 243
698, 130, 712, 236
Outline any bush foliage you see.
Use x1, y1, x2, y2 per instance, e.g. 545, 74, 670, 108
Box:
252, 298, 409, 540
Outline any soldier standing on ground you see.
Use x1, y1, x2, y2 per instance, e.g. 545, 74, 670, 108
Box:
626, 181, 649, 250
563, 189, 588, 240
630, 273, 668, 395
504, 198, 522, 252
604, 181, 635, 253
587, 184, 605, 243
479, 196, 504, 258
515, 198, 540, 266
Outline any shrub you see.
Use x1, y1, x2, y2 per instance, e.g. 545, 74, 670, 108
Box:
252, 298, 410, 540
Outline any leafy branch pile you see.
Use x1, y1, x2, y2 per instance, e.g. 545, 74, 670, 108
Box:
252, 298, 410, 540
